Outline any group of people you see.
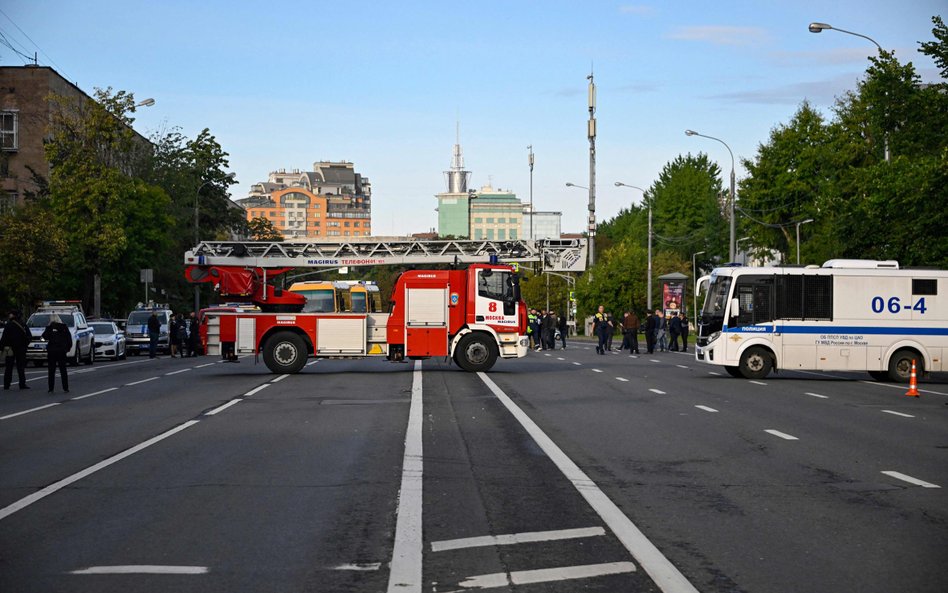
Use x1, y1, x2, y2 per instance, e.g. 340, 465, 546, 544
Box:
1, 310, 73, 393
527, 308, 568, 351
168, 312, 200, 358
592, 305, 690, 355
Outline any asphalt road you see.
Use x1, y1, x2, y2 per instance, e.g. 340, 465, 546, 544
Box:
1, 342, 945, 593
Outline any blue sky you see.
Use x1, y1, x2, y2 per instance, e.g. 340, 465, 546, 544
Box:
2, 1, 943, 235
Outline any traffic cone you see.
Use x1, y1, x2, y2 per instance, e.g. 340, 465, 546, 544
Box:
905, 360, 920, 397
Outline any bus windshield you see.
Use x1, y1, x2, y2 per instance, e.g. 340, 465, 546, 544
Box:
350, 291, 367, 313
298, 289, 336, 313
702, 275, 732, 319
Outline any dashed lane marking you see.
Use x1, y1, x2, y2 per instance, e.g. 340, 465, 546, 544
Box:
270, 374, 290, 383
616, 377, 629, 382
749, 380, 767, 386
244, 384, 270, 397
205, 400, 241, 416
71, 388, 118, 401
457, 562, 637, 589
165, 368, 191, 375
333, 563, 382, 571
708, 372, 722, 376
765, 429, 798, 441
649, 389, 666, 395
676, 365, 688, 369
195, 363, 215, 369
557, 357, 565, 361
125, 377, 159, 386
804, 392, 829, 399
591, 369, 603, 373
695, 405, 718, 413
572, 362, 582, 366
70, 565, 208, 575
0, 403, 60, 420
881, 410, 914, 418
431, 527, 606, 552
650, 359, 660, 363
544, 353, 552, 357
881, 471, 940, 488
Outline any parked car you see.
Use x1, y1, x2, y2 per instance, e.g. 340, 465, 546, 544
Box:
25, 302, 95, 366
90, 320, 126, 361
125, 305, 172, 355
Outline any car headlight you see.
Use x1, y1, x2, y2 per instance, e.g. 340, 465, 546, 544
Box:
102, 339, 115, 345
709, 331, 721, 343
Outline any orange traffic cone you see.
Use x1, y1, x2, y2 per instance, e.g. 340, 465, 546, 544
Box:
905, 360, 920, 397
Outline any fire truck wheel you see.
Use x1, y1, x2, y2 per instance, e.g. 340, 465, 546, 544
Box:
263, 331, 308, 374
738, 346, 772, 379
455, 333, 497, 372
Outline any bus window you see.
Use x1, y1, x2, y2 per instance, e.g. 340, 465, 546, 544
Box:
350, 287, 368, 313
367, 285, 382, 313
289, 282, 338, 313
733, 275, 774, 326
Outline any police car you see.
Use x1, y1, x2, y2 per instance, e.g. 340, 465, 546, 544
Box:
25, 301, 96, 366
125, 304, 173, 354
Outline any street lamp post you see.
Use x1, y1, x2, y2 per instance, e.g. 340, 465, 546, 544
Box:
795, 218, 814, 264
809, 22, 888, 162
685, 130, 736, 262
614, 182, 651, 310
587, 73, 597, 268
691, 250, 706, 319
527, 146, 534, 241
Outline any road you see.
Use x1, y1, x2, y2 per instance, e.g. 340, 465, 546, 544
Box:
1, 342, 946, 593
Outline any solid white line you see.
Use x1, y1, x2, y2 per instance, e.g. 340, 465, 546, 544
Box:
749, 380, 767, 386
195, 363, 215, 368
881, 410, 915, 418
804, 392, 829, 399
695, 405, 718, 413
709, 372, 722, 376
459, 562, 636, 589
271, 374, 290, 383
71, 387, 119, 401
591, 369, 603, 373
0, 420, 200, 521
649, 389, 666, 395
126, 376, 159, 386
0, 403, 60, 420
244, 384, 270, 397
205, 400, 241, 416
765, 429, 798, 441
387, 360, 423, 593
477, 373, 699, 593
616, 377, 629, 382
165, 368, 191, 375
861, 381, 948, 397
881, 471, 940, 488
431, 527, 606, 552
70, 565, 208, 575
572, 362, 582, 366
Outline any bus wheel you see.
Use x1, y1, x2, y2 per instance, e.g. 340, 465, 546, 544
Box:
868, 371, 889, 382
263, 331, 308, 374
887, 349, 920, 383
455, 333, 497, 372
724, 366, 743, 378
739, 347, 772, 379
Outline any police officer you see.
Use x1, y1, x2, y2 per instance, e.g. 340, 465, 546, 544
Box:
1, 310, 30, 390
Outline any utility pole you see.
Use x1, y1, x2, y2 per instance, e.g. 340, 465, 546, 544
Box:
528, 145, 534, 241
587, 72, 596, 267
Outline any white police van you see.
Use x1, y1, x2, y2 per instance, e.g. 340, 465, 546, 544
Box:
25, 301, 95, 366
125, 304, 173, 355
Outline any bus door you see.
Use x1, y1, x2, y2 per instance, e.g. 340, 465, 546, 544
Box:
730, 275, 777, 361
775, 275, 829, 370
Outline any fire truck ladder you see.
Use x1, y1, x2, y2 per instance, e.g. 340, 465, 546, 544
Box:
185, 238, 587, 272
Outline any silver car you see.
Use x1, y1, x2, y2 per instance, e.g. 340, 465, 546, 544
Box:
90, 321, 126, 361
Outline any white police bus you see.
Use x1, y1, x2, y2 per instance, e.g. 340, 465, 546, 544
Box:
695, 260, 946, 381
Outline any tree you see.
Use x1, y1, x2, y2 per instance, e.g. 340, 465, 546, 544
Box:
0, 203, 67, 312
247, 216, 284, 241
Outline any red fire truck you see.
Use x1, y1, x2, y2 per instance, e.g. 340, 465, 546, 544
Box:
184, 238, 587, 374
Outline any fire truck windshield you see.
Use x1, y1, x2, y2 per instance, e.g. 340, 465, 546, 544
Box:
478, 270, 515, 301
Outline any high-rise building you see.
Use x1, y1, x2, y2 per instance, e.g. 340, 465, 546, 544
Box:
521, 206, 562, 240
469, 185, 522, 241
238, 161, 372, 239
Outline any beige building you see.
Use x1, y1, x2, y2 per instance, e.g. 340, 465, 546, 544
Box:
469, 185, 522, 241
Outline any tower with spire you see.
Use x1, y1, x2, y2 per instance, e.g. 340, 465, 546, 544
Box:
435, 124, 473, 238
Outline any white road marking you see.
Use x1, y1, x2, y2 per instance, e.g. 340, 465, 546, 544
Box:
695, 405, 718, 413
205, 400, 241, 416
195, 363, 215, 368
306, 360, 320, 366
0, 403, 60, 420
630, 355, 638, 359
765, 429, 799, 441
165, 368, 191, 375
244, 384, 270, 397
0, 420, 200, 521
431, 527, 606, 552
387, 360, 423, 593
544, 353, 551, 357
557, 357, 565, 361
708, 372, 722, 376
271, 374, 290, 383
804, 392, 829, 399
650, 359, 660, 363
71, 387, 119, 401
676, 365, 688, 369
477, 373, 699, 593
333, 563, 382, 571
458, 562, 636, 589
125, 377, 159, 386
616, 377, 629, 382
881, 410, 915, 418
591, 369, 603, 373
862, 381, 948, 397
649, 389, 666, 395
881, 471, 940, 488
572, 362, 582, 366
70, 565, 208, 575
749, 380, 767, 386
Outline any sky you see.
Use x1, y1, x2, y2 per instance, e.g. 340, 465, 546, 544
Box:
2, 1, 944, 236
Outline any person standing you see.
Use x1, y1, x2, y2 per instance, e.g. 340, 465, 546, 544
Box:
1, 310, 30, 390
527, 309, 538, 349
644, 310, 656, 354
171, 313, 185, 358
594, 305, 609, 355
669, 312, 682, 352
540, 310, 554, 350
680, 313, 690, 353
624, 310, 640, 354
147, 312, 161, 359
187, 311, 200, 357
605, 312, 616, 351
619, 312, 631, 351
655, 309, 668, 352
42, 314, 71, 393
557, 311, 567, 350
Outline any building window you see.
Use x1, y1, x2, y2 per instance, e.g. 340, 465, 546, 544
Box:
0, 191, 16, 214
486, 218, 494, 224
486, 229, 494, 240
474, 229, 483, 239
510, 229, 517, 239
474, 218, 482, 223
353, 221, 360, 227
0, 111, 18, 151
497, 218, 505, 224
344, 231, 350, 236
344, 221, 350, 227
498, 229, 506, 240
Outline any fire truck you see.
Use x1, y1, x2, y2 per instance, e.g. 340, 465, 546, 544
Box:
184, 238, 587, 374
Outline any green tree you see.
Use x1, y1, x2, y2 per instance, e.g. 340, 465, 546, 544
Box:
247, 216, 284, 241
0, 203, 67, 311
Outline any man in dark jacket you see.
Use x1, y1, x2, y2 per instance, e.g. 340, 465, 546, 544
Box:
187, 311, 200, 357
42, 314, 72, 393
1, 310, 31, 390
669, 312, 682, 351
147, 312, 161, 359
540, 310, 556, 350
644, 311, 656, 354
557, 312, 568, 350
679, 313, 690, 352
624, 310, 641, 354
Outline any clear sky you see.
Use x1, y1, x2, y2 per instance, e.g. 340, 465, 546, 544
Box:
2, 1, 943, 236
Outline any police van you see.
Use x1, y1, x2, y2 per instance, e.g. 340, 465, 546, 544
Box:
125, 303, 173, 355
25, 301, 95, 366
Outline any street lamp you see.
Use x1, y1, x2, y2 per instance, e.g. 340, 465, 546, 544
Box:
615, 182, 652, 310
808, 22, 888, 161
135, 98, 156, 108
528, 146, 534, 241
795, 218, 814, 265
686, 129, 736, 262
691, 250, 706, 319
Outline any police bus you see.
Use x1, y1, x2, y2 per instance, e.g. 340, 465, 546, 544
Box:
695, 259, 947, 381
